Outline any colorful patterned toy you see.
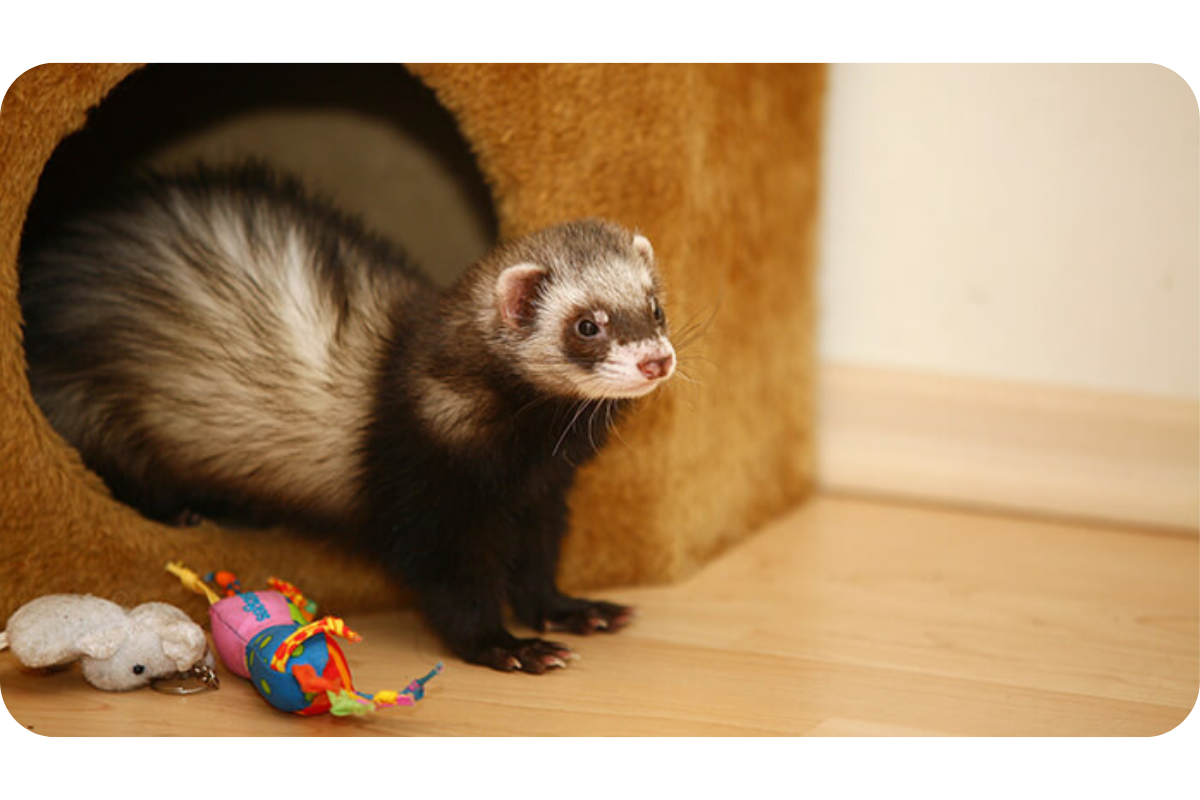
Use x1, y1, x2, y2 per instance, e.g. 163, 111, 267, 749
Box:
167, 562, 441, 716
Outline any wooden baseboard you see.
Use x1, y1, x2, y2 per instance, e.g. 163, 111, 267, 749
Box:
817, 363, 1200, 532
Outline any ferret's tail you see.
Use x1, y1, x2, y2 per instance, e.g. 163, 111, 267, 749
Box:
0, 631, 9, 651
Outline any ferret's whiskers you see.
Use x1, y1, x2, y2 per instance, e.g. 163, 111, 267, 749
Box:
553, 398, 592, 457
588, 398, 619, 453
673, 368, 702, 387
605, 402, 633, 450
669, 300, 721, 351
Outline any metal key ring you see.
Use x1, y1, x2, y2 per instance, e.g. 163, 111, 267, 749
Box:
151, 659, 220, 695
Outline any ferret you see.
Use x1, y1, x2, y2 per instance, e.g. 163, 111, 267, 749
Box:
19, 165, 676, 674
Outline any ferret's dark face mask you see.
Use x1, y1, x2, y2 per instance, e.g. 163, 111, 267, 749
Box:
495, 234, 675, 400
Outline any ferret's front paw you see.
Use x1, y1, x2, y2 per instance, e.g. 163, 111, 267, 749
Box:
542, 599, 635, 635
473, 637, 576, 675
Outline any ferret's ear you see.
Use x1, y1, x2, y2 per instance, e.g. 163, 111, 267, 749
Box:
632, 234, 654, 263
496, 263, 547, 330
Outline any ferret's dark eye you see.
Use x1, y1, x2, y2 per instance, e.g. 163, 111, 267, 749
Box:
652, 301, 665, 324
576, 318, 601, 338
132, 665, 146, 675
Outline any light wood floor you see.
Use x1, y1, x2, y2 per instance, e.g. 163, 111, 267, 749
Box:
2, 494, 1196, 736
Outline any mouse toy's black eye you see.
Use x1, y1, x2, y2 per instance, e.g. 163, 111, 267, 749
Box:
132, 665, 146, 675
575, 318, 601, 338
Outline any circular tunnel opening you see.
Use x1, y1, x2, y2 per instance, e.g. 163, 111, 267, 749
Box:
22, 63, 498, 286
17, 63, 500, 529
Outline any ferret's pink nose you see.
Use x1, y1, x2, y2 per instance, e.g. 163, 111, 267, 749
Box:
638, 352, 675, 380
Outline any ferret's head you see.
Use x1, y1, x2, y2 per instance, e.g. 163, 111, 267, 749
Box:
481, 219, 675, 400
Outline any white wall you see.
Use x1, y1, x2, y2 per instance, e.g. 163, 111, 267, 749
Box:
818, 64, 1199, 400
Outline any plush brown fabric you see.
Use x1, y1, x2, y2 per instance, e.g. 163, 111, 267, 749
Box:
0, 64, 823, 623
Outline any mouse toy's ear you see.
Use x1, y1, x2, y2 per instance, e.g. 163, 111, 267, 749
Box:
76, 620, 132, 661
496, 263, 547, 330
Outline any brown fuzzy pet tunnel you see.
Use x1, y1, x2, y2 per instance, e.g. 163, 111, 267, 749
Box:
0, 64, 824, 622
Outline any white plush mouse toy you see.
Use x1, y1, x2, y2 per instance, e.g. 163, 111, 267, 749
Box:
0, 594, 209, 691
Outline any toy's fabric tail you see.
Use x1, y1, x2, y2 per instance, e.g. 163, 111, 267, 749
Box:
402, 662, 444, 702
0, 631, 9, 651
263, 609, 444, 716
331, 662, 445, 717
